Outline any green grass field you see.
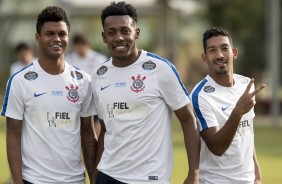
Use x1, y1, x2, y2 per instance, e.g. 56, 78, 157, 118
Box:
0, 116, 282, 184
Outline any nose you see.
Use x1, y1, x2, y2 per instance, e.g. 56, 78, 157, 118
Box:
216, 50, 224, 59
114, 32, 124, 42
53, 34, 61, 42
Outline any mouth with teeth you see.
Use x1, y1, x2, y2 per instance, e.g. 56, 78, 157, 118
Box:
113, 44, 127, 52
50, 44, 62, 51
215, 60, 227, 66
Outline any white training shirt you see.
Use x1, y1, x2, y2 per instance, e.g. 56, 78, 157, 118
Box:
92, 50, 190, 184
1, 60, 96, 184
190, 74, 255, 184
10, 58, 37, 75
65, 49, 107, 75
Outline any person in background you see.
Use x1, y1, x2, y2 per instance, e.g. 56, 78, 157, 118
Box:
1, 6, 96, 184
10, 42, 36, 75
66, 33, 107, 138
66, 33, 107, 75
190, 27, 265, 184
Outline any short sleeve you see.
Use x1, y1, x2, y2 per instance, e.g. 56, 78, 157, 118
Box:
157, 61, 190, 111
191, 92, 219, 132
80, 75, 97, 117
1, 76, 24, 120
91, 72, 103, 120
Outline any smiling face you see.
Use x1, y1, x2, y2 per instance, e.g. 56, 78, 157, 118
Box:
36, 21, 69, 61
202, 35, 238, 78
102, 15, 140, 66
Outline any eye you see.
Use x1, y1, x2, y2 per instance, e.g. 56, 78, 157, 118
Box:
107, 32, 113, 36
106, 30, 115, 36
59, 32, 67, 37
122, 29, 131, 34
208, 48, 216, 53
45, 32, 53, 36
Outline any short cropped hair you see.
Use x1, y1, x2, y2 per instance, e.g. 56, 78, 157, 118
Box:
36, 6, 70, 34
101, 1, 137, 26
203, 27, 233, 53
72, 34, 88, 45
15, 42, 31, 53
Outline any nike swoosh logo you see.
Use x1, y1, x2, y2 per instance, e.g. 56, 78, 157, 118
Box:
34, 92, 47, 97
222, 105, 230, 111
101, 84, 111, 91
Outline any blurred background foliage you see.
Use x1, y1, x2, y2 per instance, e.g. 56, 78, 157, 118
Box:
0, 0, 281, 183
206, 0, 266, 83
0, 0, 281, 112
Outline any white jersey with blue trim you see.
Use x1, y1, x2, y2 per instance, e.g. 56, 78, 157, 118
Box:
10, 58, 38, 75
1, 60, 96, 184
92, 50, 190, 184
190, 74, 255, 184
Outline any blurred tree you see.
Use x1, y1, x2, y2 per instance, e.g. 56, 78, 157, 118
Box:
206, 0, 268, 81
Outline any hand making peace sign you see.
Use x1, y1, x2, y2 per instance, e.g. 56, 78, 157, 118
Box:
234, 78, 266, 116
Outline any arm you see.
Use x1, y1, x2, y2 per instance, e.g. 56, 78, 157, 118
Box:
174, 104, 200, 184
6, 117, 23, 184
81, 117, 97, 184
253, 146, 262, 184
200, 109, 242, 156
201, 79, 266, 156
93, 119, 106, 182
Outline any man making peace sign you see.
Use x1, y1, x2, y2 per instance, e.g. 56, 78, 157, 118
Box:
190, 27, 266, 184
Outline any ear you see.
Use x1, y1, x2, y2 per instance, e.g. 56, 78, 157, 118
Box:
102, 32, 107, 43
135, 27, 140, 39
232, 48, 238, 60
202, 53, 207, 63
35, 33, 40, 43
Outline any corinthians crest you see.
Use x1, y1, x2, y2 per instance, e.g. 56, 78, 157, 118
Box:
130, 74, 146, 93
65, 84, 79, 103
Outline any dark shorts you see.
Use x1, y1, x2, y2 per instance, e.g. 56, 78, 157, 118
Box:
97, 171, 127, 184
94, 115, 99, 123
23, 180, 33, 184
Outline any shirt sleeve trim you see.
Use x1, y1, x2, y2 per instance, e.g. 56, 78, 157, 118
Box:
191, 79, 209, 130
